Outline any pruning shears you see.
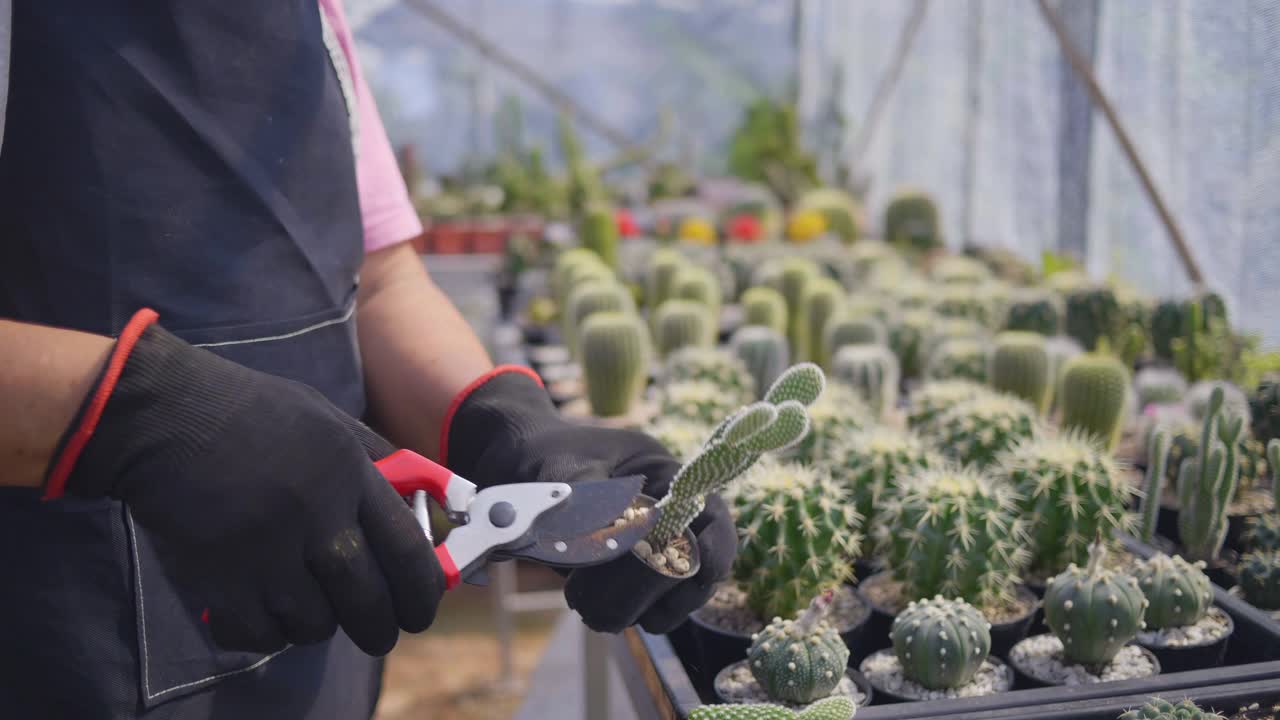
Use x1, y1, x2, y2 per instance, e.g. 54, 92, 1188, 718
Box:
375, 450, 657, 589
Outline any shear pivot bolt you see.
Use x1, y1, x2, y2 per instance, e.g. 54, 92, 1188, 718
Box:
554, 541, 568, 553
489, 502, 517, 528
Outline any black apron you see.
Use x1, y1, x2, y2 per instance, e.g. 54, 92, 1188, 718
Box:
0, 3, 382, 718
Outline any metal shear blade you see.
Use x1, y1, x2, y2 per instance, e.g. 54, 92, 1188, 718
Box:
499, 475, 656, 567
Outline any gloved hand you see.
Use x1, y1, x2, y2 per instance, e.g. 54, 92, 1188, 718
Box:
442, 367, 737, 633
44, 309, 445, 656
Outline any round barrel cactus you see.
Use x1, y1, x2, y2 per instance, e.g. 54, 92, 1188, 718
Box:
1059, 353, 1130, 452
1004, 288, 1062, 336
1239, 550, 1280, 610
931, 255, 990, 286
825, 426, 938, 556
731, 325, 791, 401
932, 393, 1038, 468
821, 312, 886, 370
747, 592, 851, 705
660, 380, 741, 427
742, 286, 789, 336
906, 380, 991, 434
1134, 366, 1189, 409
789, 384, 871, 465
579, 312, 649, 417
926, 337, 989, 383
665, 347, 756, 404
1134, 553, 1213, 629
689, 698, 856, 720
644, 416, 709, 462
830, 344, 900, 420
1043, 542, 1147, 667
1064, 285, 1122, 352
674, 266, 722, 341
845, 291, 898, 324
733, 460, 861, 620
891, 596, 991, 690
653, 299, 712, 359
880, 466, 1029, 610
884, 190, 941, 252
1243, 514, 1280, 553
990, 331, 1052, 414
1000, 432, 1133, 578
563, 281, 634, 358
889, 309, 935, 379
1119, 698, 1225, 720
933, 285, 995, 329
552, 248, 607, 304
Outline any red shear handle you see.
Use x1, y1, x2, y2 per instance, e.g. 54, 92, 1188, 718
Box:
435, 545, 461, 590
374, 449, 456, 506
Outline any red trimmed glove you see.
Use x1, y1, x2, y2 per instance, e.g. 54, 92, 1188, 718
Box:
440, 367, 737, 633
45, 309, 445, 655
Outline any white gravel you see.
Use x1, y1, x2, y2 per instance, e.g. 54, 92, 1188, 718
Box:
695, 584, 868, 636
714, 660, 868, 708
859, 649, 1012, 700
1009, 635, 1158, 685
1137, 606, 1232, 648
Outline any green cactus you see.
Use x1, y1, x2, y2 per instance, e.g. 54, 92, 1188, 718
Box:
933, 285, 995, 329
990, 331, 1053, 414
932, 393, 1038, 468
675, 266, 723, 342
742, 286, 790, 336
1187, 381, 1251, 427
1150, 300, 1187, 362
1170, 297, 1234, 383
1005, 289, 1062, 336
801, 277, 845, 364
1134, 553, 1213, 630
1043, 542, 1147, 667
1059, 353, 1130, 452
563, 281, 634, 359
906, 380, 991, 435
931, 255, 990, 286
661, 380, 742, 427
1002, 432, 1134, 578
821, 312, 885, 370
844, 292, 898, 325
731, 326, 791, 401
665, 347, 756, 404
830, 344, 900, 420
579, 312, 649, 417
926, 338, 989, 383
880, 466, 1030, 610
889, 309, 934, 380
1243, 514, 1280, 553
849, 240, 903, 283
1134, 367, 1189, 409
824, 427, 938, 556
552, 248, 607, 305
653, 299, 712, 359
735, 463, 861, 618
1119, 697, 1226, 720
1250, 381, 1280, 446
1045, 335, 1085, 406
645, 416, 710, 462
746, 591, 851, 704
778, 258, 820, 359
1238, 550, 1280, 610
1064, 285, 1122, 352
689, 697, 857, 720
789, 384, 871, 465
578, 203, 619, 271
646, 248, 684, 311
891, 596, 991, 690
1139, 429, 1171, 543
1178, 387, 1245, 562
884, 190, 942, 252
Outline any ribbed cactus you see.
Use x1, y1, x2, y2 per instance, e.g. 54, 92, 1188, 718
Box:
742, 286, 789, 336
1134, 367, 1189, 409
1178, 387, 1245, 562
790, 384, 871, 465
689, 698, 857, 720
579, 203, 619, 271
579, 312, 649, 417
830, 344, 900, 420
884, 190, 941, 252
825, 427, 938, 556
646, 248, 684, 311
889, 309, 934, 380
732, 326, 791, 401
645, 416, 710, 462
552, 248, 607, 305
926, 338, 988, 383
891, 596, 991, 690
880, 466, 1029, 609
845, 292, 897, 324
906, 380, 991, 435
933, 285, 994, 329
1005, 289, 1062, 336
801, 277, 845, 364
747, 591, 851, 704
822, 312, 886, 370
1064, 285, 1123, 352
1059, 353, 1130, 452
990, 331, 1052, 414
931, 255, 990, 286
653, 299, 712, 359
661, 380, 742, 427
563, 281, 634, 358
1238, 550, 1280, 610
735, 463, 861, 620
778, 258, 819, 358
1001, 432, 1134, 578
1043, 542, 1147, 667
1187, 381, 1251, 427
1251, 382, 1280, 446
675, 266, 722, 342
643, 365, 826, 556
1045, 335, 1085, 401
665, 347, 756, 404
1119, 698, 1225, 720
1134, 553, 1212, 630
1139, 429, 1171, 543
932, 393, 1038, 468
1243, 514, 1280, 553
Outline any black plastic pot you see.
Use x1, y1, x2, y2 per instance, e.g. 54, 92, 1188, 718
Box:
1007, 637, 1162, 690
711, 660, 874, 709
1136, 611, 1234, 674
859, 649, 1014, 704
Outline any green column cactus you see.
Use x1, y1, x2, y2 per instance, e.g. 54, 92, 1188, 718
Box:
646, 248, 684, 311
742, 286, 789, 336
563, 281, 634, 359
821, 312, 886, 370
932, 394, 1038, 468
1178, 387, 1245, 562
906, 380, 991, 434
891, 596, 991, 690
579, 312, 649, 417
1119, 698, 1226, 720
747, 592, 851, 704
1064, 285, 1122, 351
884, 190, 941, 252
1238, 550, 1280, 610
926, 338, 989, 383
675, 266, 723, 342
1139, 429, 1171, 543
830, 344, 900, 420
731, 326, 791, 401
1059, 353, 1130, 452
578, 203, 619, 271
880, 466, 1030, 610
689, 697, 856, 720
801, 277, 845, 364
1043, 542, 1147, 667
1004, 289, 1062, 335
665, 347, 756, 404
1002, 432, 1134, 578
1045, 335, 1085, 406
552, 248, 606, 305
733, 461, 861, 619
653, 299, 712, 359
825, 426, 938, 556
779, 258, 819, 358
1134, 553, 1213, 629
990, 331, 1053, 414
889, 309, 935, 380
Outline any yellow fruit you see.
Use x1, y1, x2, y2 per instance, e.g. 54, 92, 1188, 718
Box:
677, 216, 716, 245
787, 209, 827, 243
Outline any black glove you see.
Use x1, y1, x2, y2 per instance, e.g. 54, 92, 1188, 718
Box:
443, 367, 737, 633
45, 310, 445, 656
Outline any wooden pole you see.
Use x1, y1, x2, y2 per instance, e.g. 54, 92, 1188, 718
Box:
847, 0, 930, 170
1037, 0, 1204, 285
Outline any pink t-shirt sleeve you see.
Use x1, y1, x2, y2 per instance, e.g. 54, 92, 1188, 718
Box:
318, 0, 424, 253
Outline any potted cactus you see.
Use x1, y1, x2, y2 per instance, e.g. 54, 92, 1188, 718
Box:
1119, 697, 1227, 720
1175, 387, 1248, 584
664, 347, 758, 405
1133, 553, 1234, 672
859, 596, 1014, 702
1009, 541, 1161, 687
787, 384, 872, 465
928, 393, 1039, 469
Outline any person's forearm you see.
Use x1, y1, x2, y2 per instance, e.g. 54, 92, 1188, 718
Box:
0, 320, 113, 487
357, 241, 494, 460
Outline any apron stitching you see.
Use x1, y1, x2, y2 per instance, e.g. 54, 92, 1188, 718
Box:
126, 509, 289, 701
191, 303, 355, 348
